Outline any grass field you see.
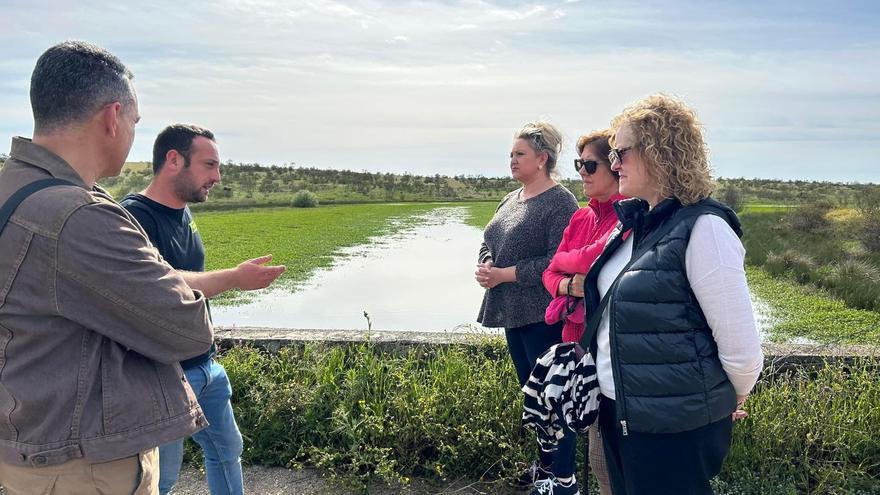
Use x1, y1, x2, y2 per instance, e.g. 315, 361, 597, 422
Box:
463, 201, 499, 229
748, 267, 880, 344
196, 203, 437, 304
192, 201, 880, 343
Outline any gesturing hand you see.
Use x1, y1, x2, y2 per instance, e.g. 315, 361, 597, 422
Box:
234, 254, 286, 290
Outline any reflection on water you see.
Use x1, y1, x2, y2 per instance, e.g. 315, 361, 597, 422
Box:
214, 205, 779, 339
212, 207, 497, 333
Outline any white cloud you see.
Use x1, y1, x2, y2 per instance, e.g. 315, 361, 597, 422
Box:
1, 0, 877, 182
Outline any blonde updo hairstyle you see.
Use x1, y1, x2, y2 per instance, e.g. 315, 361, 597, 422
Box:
610, 95, 714, 205
515, 120, 564, 179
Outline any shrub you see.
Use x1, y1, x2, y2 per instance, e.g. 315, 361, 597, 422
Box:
220, 340, 531, 491
856, 189, 880, 253
720, 185, 744, 213
764, 251, 880, 313
292, 190, 318, 208
724, 359, 880, 494
786, 203, 832, 234
212, 186, 233, 199
856, 187, 880, 217
764, 250, 821, 285
826, 259, 880, 312
859, 214, 880, 253
209, 343, 880, 494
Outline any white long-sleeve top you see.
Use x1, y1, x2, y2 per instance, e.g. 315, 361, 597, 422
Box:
596, 214, 764, 400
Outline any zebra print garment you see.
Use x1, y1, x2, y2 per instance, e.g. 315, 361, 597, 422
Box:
522, 342, 601, 452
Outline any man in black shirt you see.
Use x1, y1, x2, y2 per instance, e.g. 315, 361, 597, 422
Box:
122, 124, 284, 495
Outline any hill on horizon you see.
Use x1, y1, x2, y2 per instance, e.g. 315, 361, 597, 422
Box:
101, 161, 880, 208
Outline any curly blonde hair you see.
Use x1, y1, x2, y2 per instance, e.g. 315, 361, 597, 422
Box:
610, 94, 714, 205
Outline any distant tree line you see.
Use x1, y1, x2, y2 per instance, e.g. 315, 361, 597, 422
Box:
81, 160, 880, 209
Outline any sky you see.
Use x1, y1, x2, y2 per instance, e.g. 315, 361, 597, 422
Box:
1, 0, 878, 183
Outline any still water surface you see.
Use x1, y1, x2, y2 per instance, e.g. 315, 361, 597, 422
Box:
212, 207, 492, 332
213, 206, 776, 337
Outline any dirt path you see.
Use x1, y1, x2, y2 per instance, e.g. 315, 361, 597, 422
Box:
171, 466, 514, 494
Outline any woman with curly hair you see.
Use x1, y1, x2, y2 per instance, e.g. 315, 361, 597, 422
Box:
475, 121, 579, 494
581, 95, 763, 494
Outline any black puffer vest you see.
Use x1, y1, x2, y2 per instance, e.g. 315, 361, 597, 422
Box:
583, 197, 743, 435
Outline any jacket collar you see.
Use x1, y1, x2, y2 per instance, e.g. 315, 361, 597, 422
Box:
8, 137, 88, 188
588, 192, 628, 219
614, 195, 744, 240
613, 197, 682, 233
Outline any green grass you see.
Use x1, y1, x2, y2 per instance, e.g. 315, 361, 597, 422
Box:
747, 268, 880, 344
463, 201, 498, 229
210, 343, 880, 494
196, 203, 436, 304
740, 207, 880, 313
740, 208, 841, 267
742, 204, 796, 213
220, 340, 530, 491
722, 361, 880, 495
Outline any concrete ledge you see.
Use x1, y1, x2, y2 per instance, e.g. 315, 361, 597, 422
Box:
216, 327, 879, 369
215, 327, 486, 354
760, 342, 879, 372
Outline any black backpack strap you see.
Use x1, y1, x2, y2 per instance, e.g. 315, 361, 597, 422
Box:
0, 178, 77, 236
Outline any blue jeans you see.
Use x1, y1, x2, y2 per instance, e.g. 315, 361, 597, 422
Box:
159, 359, 244, 495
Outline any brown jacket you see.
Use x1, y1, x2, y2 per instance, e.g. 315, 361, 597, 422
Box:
0, 137, 213, 467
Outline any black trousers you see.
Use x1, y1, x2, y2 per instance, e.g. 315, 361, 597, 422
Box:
598, 396, 732, 495
505, 320, 576, 478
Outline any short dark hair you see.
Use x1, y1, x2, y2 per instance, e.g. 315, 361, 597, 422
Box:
576, 129, 612, 163
152, 124, 216, 174
576, 129, 618, 180
30, 41, 134, 133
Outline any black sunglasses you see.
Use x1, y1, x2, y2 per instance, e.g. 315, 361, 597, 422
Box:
574, 158, 602, 174
608, 146, 633, 165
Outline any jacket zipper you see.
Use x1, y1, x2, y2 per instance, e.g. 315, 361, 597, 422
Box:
608, 278, 630, 436
610, 219, 642, 437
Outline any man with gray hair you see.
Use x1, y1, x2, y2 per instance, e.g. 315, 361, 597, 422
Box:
0, 41, 212, 494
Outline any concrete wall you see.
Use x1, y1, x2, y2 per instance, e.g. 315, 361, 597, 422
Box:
216, 327, 880, 372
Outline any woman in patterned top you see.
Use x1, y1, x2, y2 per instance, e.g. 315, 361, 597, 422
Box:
475, 121, 579, 494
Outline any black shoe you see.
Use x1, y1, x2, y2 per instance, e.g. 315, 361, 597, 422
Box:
512, 462, 552, 488
529, 476, 580, 495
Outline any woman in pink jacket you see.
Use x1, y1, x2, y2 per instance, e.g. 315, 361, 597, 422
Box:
538, 129, 624, 495
543, 129, 626, 342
